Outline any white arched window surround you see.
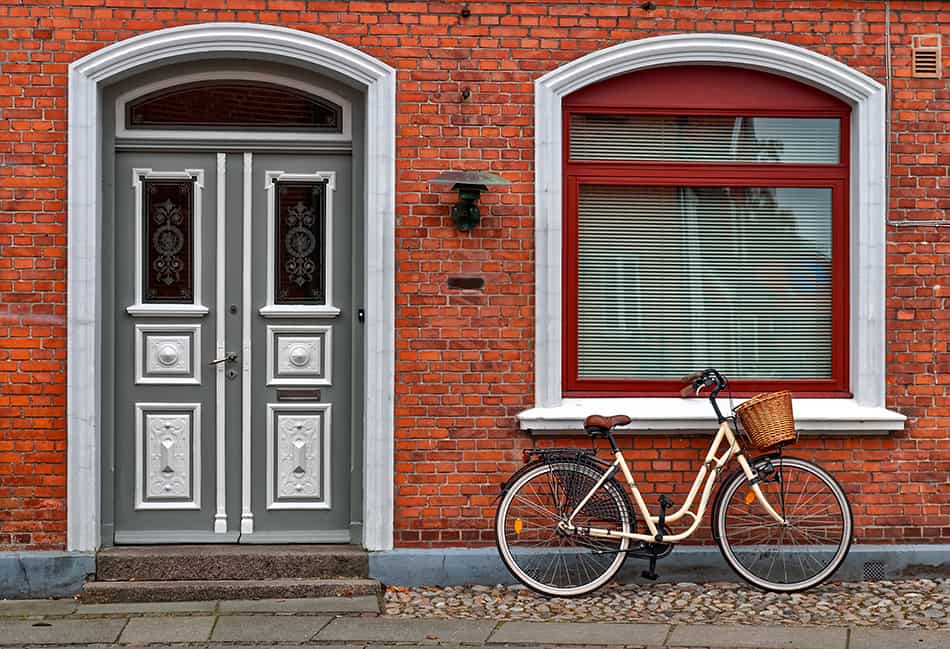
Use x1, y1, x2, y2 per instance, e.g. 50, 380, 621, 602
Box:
67, 23, 396, 552
521, 34, 904, 434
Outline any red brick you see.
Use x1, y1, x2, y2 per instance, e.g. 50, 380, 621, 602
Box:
1, 0, 948, 551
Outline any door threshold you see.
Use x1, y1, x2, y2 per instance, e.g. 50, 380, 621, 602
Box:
114, 530, 352, 544
238, 530, 350, 544
115, 531, 241, 544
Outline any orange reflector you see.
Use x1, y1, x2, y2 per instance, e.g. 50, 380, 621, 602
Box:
745, 490, 756, 505
514, 518, 524, 534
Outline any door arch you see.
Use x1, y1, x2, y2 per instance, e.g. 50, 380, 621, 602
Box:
67, 23, 396, 552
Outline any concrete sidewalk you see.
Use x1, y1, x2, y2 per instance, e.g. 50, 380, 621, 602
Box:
0, 598, 946, 648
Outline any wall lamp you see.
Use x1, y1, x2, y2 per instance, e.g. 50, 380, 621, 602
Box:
429, 170, 511, 231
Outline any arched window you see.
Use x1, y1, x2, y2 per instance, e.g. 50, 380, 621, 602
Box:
125, 80, 343, 132
563, 66, 850, 397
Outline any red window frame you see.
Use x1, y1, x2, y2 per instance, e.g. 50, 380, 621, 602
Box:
562, 66, 852, 398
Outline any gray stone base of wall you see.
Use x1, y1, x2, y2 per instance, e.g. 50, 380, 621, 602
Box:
0, 552, 95, 599
2, 545, 946, 598
369, 544, 950, 587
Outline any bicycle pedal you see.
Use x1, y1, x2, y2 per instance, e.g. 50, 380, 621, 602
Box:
641, 570, 659, 581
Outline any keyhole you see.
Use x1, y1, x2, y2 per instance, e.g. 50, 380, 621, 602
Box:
229, 304, 238, 314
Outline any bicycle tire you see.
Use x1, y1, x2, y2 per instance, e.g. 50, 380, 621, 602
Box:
495, 459, 635, 597
712, 455, 852, 592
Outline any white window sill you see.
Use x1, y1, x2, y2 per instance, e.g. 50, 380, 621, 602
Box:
518, 398, 906, 435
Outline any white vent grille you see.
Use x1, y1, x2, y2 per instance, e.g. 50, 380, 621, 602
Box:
912, 35, 941, 79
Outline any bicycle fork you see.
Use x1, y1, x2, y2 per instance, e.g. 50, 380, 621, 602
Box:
736, 453, 787, 525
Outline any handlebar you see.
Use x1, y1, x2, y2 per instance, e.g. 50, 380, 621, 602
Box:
680, 370, 704, 383
679, 382, 699, 398
679, 368, 730, 423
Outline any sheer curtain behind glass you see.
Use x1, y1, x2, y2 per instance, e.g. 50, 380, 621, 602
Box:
576, 185, 833, 380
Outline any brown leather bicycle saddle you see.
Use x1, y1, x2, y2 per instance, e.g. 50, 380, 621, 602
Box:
584, 414, 631, 430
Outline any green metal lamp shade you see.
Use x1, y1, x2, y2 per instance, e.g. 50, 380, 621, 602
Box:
429, 171, 511, 231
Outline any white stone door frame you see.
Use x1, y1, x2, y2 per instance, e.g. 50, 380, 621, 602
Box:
66, 23, 396, 552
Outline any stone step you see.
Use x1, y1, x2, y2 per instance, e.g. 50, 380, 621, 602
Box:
96, 544, 368, 581
80, 578, 382, 604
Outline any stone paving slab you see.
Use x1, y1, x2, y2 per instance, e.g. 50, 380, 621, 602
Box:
74, 600, 218, 616
317, 617, 497, 643
491, 621, 670, 646
850, 628, 950, 649
0, 618, 127, 644
0, 600, 77, 617
119, 615, 215, 643
211, 614, 332, 642
217, 595, 380, 614
667, 624, 847, 649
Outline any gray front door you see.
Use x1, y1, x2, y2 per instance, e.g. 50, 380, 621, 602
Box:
113, 150, 355, 543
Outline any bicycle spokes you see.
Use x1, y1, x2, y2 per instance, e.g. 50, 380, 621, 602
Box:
715, 457, 851, 592
495, 461, 633, 597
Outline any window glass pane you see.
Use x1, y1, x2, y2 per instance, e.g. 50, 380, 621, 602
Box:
127, 82, 342, 131
275, 181, 326, 304
576, 184, 833, 380
570, 115, 840, 163
143, 179, 194, 303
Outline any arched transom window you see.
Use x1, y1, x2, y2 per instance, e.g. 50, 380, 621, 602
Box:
114, 71, 352, 142
126, 80, 343, 132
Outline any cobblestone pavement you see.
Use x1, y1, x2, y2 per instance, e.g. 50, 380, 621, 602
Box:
385, 579, 949, 629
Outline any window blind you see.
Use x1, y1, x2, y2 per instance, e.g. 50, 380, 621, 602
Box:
576, 185, 833, 380
570, 115, 840, 164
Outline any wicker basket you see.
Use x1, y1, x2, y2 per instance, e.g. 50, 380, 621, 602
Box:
733, 391, 798, 450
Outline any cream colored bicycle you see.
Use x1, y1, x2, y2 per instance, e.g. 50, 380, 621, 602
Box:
496, 369, 852, 596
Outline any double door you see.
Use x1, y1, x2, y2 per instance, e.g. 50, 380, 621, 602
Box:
112, 150, 355, 542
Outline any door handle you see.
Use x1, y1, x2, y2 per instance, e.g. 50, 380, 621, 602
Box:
208, 352, 238, 365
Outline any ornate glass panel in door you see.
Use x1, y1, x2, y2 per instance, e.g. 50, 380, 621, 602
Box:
275, 180, 327, 304
142, 179, 195, 302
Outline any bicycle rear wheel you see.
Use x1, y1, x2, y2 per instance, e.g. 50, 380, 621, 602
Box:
713, 456, 852, 592
495, 460, 634, 597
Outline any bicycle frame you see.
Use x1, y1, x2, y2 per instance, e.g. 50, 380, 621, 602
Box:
564, 420, 787, 544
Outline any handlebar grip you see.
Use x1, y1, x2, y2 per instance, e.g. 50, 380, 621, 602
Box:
680, 370, 704, 383
679, 383, 698, 398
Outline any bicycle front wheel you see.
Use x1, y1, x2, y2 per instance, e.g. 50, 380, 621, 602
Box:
713, 456, 852, 592
495, 460, 634, 597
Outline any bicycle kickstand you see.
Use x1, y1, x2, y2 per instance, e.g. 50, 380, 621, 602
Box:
641, 495, 673, 581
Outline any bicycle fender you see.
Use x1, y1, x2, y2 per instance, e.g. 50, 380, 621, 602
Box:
496, 452, 610, 497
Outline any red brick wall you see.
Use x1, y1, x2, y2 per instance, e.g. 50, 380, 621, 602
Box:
0, 1, 947, 550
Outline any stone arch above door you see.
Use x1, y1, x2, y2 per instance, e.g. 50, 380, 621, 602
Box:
67, 22, 396, 552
